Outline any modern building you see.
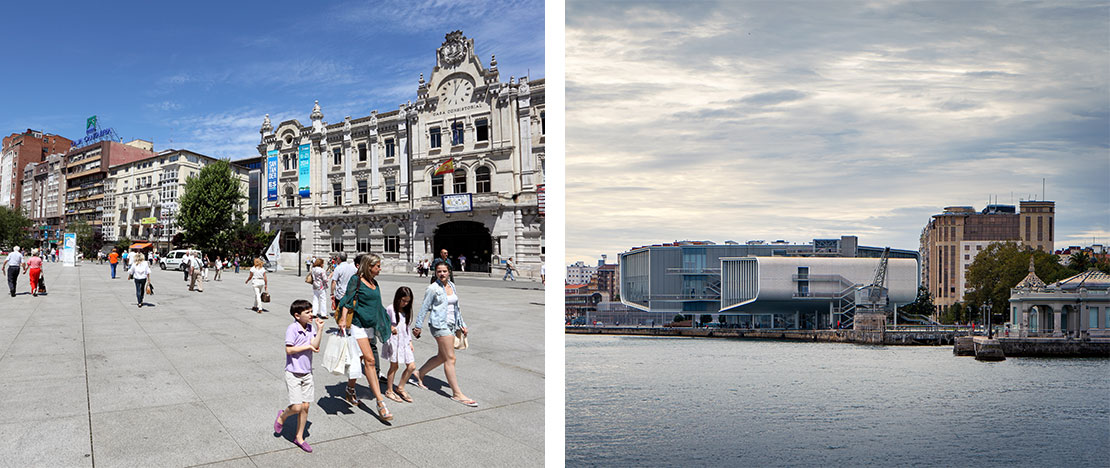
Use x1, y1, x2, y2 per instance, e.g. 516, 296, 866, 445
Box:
64, 140, 156, 230
1009, 259, 1109, 338
921, 201, 1055, 315
102, 149, 250, 250
20, 153, 67, 248
1, 129, 72, 210
258, 31, 544, 275
234, 156, 264, 225
619, 236, 920, 329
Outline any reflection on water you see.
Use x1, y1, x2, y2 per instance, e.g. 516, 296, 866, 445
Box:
566, 336, 1109, 467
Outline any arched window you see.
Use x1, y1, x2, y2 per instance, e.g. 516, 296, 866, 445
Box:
383, 223, 400, 253
453, 169, 467, 194
475, 166, 491, 193
357, 225, 370, 253
330, 226, 344, 253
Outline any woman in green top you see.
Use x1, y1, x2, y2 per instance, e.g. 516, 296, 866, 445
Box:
337, 254, 395, 421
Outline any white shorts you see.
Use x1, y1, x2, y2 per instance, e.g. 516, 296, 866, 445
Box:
284, 371, 314, 405
349, 324, 369, 340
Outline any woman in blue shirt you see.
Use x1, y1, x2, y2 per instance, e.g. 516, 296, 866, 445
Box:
412, 262, 476, 407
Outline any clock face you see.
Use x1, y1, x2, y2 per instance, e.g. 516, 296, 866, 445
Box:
439, 78, 473, 106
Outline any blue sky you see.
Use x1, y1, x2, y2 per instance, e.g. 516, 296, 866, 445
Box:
566, 0, 1110, 263
1, 0, 544, 159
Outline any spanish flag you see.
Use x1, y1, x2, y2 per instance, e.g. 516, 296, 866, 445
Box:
433, 158, 456, 175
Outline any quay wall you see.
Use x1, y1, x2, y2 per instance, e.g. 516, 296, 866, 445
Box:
996, 338, 1110, 357
564, 326, 956, 346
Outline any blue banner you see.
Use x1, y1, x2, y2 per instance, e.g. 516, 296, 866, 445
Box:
297, 144, 311, 197
266, 149, 279, 201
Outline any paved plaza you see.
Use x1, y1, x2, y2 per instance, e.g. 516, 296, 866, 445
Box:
0, 261, 544, 467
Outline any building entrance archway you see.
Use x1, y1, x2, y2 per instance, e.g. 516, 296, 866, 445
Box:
433, 221, 492, 273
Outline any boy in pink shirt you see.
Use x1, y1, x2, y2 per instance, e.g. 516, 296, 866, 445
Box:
273, 300, 324, 452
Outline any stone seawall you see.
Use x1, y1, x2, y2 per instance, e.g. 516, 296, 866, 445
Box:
565, 327, 956, 346
996, 338, 1110, 357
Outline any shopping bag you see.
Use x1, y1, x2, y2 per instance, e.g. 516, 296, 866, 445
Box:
322, 332, 349, 376
454, 330, 468, 350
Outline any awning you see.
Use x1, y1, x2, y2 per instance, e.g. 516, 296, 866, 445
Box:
130, 242, 153, 250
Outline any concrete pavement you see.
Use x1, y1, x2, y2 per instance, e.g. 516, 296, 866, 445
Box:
0, 261, 544, 467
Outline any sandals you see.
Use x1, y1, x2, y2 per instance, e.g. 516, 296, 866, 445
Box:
384, 391, 403, 403
376, 399, 393, 420
409, 371, 429, 390
396, 389, 414, 403
451, 396, 478, 407
344, 385, 360, 406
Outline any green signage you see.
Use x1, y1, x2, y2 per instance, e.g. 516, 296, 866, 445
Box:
87, 115, 97, 130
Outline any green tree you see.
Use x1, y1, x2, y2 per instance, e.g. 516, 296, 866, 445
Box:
176, 160, 245, 255
228, 222, 275, 259
1069, 251, 1091, 272
69, 220, 103, 258
0, 206, 34, 250
115, 236, 132, 255
964, 242, 1072, 322
898, 285, 935, 317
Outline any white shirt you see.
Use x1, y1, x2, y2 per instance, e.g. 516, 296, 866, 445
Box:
129, 261, 152, 280
5, 251, 23, 267
250, 266, 267, 286
332, 262, 357, 298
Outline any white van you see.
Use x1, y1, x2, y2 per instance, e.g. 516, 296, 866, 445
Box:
160, 249, 200, 270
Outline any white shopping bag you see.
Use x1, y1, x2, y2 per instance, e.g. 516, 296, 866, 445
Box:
322, 332, 348, 376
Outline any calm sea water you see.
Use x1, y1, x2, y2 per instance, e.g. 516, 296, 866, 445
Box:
566, 335, 1109, 467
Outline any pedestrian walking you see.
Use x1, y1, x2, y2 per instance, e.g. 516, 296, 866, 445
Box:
459, 255, 466, 272
336, 253, 394, 421
412, 262, 476, 407
201, 255, 211, 282
234, 257, 240, 274
309, 258, 331, 319
26, 248, 43, 297
540, 262, 546, 285
335, 254, 373, 404
5, 246, 25, 297
502, 256, 516, 281
188, 251, 204, 292
213, 256, 223, 281
382, 287, 416, 404
330, 252, 357, 313
182, 251, 191, 282
108, 249, 120, 279
127, 253, 152, 308
272, 300, 324, 453
246, 257, 269, 312
430, 249, 454, 283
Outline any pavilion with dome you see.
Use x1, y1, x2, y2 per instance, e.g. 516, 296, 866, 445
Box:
1009, 257, 1110, 338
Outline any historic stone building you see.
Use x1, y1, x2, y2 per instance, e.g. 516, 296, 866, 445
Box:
258, 31, 544, 276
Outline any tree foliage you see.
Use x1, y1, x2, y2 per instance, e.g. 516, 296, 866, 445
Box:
176, 160, 245, 255
898, 285, 935, 317
69, 220, 104, 258
0, 206, 34, 250
964, 242, 1075, 323
227, 222, 276, 260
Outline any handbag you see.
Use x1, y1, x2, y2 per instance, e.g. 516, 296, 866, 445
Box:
454, 329, 468, 350
304, 273, 314, 285
37, 275, 46, 293
322, 332, 349, 376
146, 280, 154, 295
336, 280, 360, 329
260, 291, 271, 303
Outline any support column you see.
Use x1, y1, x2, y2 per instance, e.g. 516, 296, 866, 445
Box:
343, 116, 353, 206
1053, 309, 1063, 337
125, 196, 134, 238
369, 113, 380, 202
1021, 306, 1030, 338
517, 81, 534, 189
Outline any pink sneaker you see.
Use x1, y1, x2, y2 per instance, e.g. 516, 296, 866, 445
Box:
273, 409, 283, 434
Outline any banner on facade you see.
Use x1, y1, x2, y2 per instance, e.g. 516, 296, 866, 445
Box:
62, 232, 76, 267
266, 149, 279, 201
442, 193, 472, 213
141, 217, 158, 225
297, 144, 310, 197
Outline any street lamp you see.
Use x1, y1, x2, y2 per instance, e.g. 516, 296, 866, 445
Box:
983, 302, 993, 339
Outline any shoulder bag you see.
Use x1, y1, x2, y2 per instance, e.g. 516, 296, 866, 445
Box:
337, 279, 360, 329
304, 273, 314, 285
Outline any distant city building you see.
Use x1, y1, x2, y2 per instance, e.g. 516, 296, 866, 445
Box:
20, 153, 67, 248
258, 31, 544, 275
1055, 244, 1108, 265
921, 201, 1055, 316
596, 263, 619, 301
2, 129, 72, 210
102, 149, 250, 251
566, 261, 597, 284
618, 236, 919, 328
64, 140, 157, 230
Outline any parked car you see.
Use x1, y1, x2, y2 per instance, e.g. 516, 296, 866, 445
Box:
160, 249, 200, 270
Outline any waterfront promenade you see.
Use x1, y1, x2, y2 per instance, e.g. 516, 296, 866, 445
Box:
0, 262, 544, 467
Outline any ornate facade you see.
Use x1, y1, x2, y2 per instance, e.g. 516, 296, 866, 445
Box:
258, 31, 545, 276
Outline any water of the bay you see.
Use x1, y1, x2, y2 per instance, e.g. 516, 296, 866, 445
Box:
566, 335, 1109, 467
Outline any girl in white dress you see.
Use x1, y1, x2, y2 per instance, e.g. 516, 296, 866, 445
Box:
382, 286, 416, 403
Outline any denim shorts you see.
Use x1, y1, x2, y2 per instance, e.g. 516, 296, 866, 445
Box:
429, 323, 456, 338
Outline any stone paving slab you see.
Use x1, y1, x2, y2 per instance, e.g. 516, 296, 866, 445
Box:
0, 261, 544, 467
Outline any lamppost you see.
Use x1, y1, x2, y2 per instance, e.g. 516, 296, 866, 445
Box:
983, 302, 993, 339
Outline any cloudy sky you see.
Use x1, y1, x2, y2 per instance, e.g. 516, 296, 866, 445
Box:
1, 0, 543, 160
565, 0, 1109, 264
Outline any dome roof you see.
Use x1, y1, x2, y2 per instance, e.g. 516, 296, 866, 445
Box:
1014, 257, 1046, 289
